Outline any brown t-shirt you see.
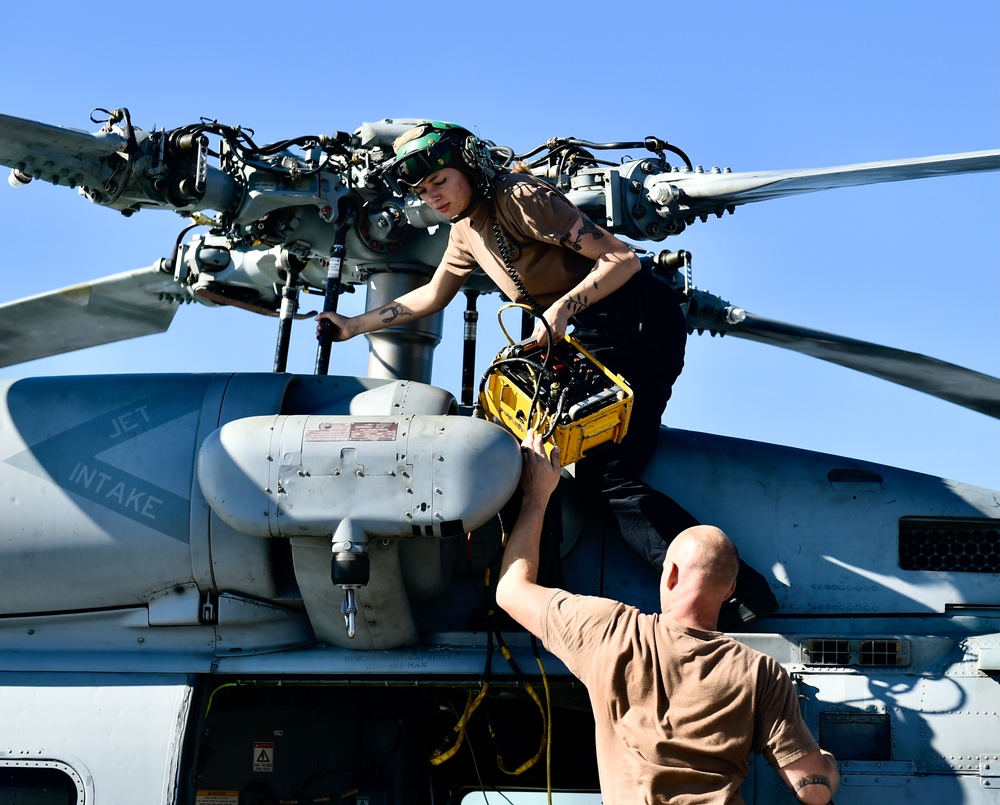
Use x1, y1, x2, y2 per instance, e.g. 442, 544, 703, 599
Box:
542, 590, 819, 804
439, 172, 595, 307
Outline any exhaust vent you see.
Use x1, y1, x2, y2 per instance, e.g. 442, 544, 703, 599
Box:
801, 638, 909, 667
899, 517, 1000, 573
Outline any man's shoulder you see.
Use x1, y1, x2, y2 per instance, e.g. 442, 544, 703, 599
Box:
547, 588, 632, 615
660, 618, 780, 670
544, 590, 637, 634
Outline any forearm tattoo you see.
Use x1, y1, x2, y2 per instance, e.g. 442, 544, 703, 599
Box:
560, 219, 604, 252
379, 303, 412, 324
563, 292, 590, 315
793, 775, 832, 792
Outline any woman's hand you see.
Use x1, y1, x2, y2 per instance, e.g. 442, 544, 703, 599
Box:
315, 311, 354, 342
532, 301, 571, 346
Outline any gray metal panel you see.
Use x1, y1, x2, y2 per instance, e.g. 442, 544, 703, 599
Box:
647, 428, 1000, 615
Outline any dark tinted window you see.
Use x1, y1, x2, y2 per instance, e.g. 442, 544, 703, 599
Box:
0, 767, 79, 805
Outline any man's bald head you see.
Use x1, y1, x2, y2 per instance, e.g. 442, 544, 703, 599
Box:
663, 525, 740, 594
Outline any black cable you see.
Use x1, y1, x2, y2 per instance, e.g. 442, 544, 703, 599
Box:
166, 221, 205, 280
485, 188, 545, 317
515, 135, 694, 172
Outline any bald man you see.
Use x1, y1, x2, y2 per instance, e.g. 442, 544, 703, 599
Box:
496, 433, 839, 805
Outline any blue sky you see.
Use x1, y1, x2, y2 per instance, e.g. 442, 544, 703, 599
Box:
0, 0, 996, 488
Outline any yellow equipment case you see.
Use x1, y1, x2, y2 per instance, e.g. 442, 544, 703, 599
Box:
478, 335, 632, 467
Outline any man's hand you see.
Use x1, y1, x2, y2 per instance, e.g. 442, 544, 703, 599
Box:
520, 431, 561, 503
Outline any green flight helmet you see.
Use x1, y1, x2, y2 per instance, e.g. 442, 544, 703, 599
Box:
383, 121, 489, 195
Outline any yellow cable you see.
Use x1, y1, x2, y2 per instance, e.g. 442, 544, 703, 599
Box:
536, 652, 553, 803
204, 681, 238, 716
497, 302, 535, 346
429, 684, 490, 766
494, 644, 548, 776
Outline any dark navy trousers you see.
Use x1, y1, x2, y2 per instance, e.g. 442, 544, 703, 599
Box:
571, 268, 777, 627
571, 266, 695, 564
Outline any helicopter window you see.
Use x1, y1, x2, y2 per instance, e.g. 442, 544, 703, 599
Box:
0, 762, 84, 805
818, 712, 891, 761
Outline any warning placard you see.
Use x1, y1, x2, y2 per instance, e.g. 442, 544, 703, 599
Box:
253, 741, 274, 772
195, 793, 238, 805
305, 421, 399, 442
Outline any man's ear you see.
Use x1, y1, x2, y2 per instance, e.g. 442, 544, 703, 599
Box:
665, 561, 680, 591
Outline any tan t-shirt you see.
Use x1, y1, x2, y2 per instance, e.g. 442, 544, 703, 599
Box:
542, 590, 819, 804
439, 172, 595, 307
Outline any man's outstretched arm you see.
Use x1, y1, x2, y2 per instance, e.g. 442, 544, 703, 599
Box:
495, 433, 563, 638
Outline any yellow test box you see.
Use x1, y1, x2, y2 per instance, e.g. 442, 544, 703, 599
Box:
478, 335, 632, 467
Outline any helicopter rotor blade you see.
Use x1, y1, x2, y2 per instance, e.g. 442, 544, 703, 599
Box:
641, 151, 1000, 227
0, 264, 185, 368
688, 307, 1000, 419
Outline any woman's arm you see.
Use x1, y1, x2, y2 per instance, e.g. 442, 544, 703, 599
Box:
533, 215, 640, 344
316, 264, 467, 342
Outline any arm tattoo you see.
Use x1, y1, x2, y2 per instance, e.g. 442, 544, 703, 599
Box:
560, 219, 604, 252
794, 775, 832, 792
563, 293, 589, 315
378, 303, 412, 324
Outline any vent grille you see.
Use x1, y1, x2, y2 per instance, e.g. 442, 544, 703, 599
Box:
806, 639, 851, 665
802, 638, 909, 667
899, 517, 1000, 573
859, 640, 902, 666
